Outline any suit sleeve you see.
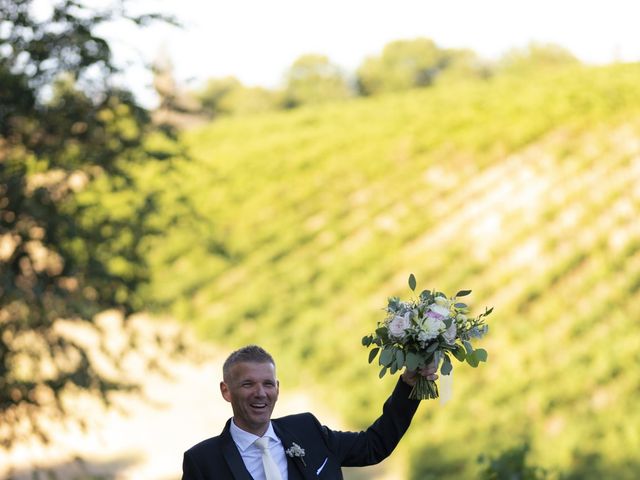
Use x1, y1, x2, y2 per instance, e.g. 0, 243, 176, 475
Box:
321, 378, 420, 467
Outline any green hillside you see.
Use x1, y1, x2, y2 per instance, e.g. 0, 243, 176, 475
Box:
137, 63, 640, 479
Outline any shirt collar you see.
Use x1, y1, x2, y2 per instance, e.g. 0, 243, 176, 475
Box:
229, 419, 280, 452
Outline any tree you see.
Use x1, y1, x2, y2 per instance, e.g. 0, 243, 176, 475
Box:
219, 85, 284, 116
196, 77, 284, 118
196, 76, 244, 116
0, 0, 177, 446
356, 38, 450, 95
497, 42, 580, 75
434, 48, 493, 85
195, 76, 283, 118
152, 47, 203, 130
283, 54, 353, 108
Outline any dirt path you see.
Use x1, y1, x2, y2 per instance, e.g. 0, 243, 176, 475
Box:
3, 353, 228, 480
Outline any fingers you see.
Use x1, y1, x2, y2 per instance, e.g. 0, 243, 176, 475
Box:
402, 365, 439, 383
421, 365, 436, 375
419, 365, 438, 381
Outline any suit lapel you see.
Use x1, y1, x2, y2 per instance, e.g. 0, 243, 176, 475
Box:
273, 421, 315, 480
220, 420, 254, 480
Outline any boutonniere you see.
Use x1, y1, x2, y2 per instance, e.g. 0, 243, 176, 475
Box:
285, 442, 306, 466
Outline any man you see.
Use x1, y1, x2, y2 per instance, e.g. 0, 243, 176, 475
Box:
182, 345, 437, 480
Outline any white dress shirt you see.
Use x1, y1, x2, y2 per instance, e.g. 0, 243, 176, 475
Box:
229, 419, 288, 480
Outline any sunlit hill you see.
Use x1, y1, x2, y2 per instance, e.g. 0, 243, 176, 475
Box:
135, 63, 640, 479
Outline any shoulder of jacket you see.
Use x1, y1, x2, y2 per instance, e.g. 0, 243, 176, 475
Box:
185, 433, 224, 456
274, 412, 320, 427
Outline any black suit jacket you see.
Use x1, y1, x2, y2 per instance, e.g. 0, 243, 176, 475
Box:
182, 379, 420, 479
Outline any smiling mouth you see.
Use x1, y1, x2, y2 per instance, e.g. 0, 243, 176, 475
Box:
251, 403, 268, 410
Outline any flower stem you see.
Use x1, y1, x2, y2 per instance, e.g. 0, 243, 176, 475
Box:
409, 376, 439, 400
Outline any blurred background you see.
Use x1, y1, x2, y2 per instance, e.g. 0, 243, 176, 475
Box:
1, 1, 639, 479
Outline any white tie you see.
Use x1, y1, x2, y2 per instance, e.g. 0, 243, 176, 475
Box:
254, 437, 283, 480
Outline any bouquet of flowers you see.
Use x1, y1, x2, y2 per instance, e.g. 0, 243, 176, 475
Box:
362, 274, 492, 400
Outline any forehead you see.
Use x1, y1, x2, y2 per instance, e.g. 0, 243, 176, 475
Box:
229, 361, 276, 381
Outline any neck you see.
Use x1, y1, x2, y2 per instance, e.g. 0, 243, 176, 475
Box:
232, 417, 270, 437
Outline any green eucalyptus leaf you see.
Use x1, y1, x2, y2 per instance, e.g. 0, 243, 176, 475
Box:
362, 335, 371, 346
463, 340, 474, 356
420, 290, 433, 303
396, 349, 405, 367
390, 362, 398, 375
406, 351, 420, 371
452, 344, 466, 362
379, 347, 394, 367
379, 366, 388, 378
426, 342, 439, 354
454, 302, 467, 309
467, 352, 480, 367
368, 347, 380, 364
475, 348, 488, 362
408, 273, 417, 291
441, 355, 453, 375
456, 289, 472, 297
375, 327, 389, 344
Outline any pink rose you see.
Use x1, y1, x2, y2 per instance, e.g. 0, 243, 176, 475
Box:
388, 312, 411, 339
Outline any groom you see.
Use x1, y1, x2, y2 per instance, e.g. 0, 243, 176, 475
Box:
181, 345, 437, 480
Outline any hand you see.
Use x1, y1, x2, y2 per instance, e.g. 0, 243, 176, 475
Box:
401, 362, 438, 386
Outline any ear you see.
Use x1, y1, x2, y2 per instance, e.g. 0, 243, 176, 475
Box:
220, 381, 231, 402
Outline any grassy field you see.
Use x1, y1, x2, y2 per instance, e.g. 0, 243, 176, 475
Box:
133, 63, 640, 479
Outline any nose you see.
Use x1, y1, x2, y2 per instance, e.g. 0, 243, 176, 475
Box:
254, 384, 266, 397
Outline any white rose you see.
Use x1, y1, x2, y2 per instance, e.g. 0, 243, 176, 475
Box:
388, 312, 411, 339
429, 304, 450, 319
419, 315, 445, 342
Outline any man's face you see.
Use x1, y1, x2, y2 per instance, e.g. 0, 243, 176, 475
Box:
220, 361, 279, 436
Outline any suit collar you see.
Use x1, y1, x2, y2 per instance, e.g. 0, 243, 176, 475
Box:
220, 419, 254, 480
229, 419, 281, 453
272, 420, 315, 480
220, 417, 316, 480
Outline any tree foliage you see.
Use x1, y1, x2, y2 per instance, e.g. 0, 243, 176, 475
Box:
196, 76, 244, 117
196, 76, 283, 118
191, 39, 581, 119
356, 37, 451, 95
195, 54, 353, 117
0, 0, 176, 446
478, 442, 552, 480
283, 54, 353, 107
497, 42, 580, 75
434, 48, 492, 85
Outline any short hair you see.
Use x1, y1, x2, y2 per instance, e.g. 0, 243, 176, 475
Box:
222, 345, 275, 383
